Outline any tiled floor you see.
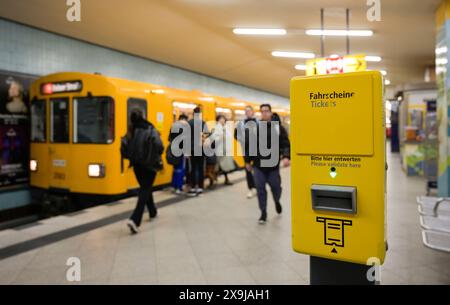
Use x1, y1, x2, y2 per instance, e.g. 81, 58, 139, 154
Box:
0, 150, 449, 285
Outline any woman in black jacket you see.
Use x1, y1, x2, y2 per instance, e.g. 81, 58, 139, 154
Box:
122, 109, 164, 234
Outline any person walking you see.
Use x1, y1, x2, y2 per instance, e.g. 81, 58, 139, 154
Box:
121, 109, 164, 234
209, 114, 235, 185
246, 104, 290, 224
235, 106, 258, 199
187, 107, 209, 196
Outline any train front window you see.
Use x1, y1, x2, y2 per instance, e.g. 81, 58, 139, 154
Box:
50, 98, 69, 143
31, 100, 46, 142
74, 97, 115, 144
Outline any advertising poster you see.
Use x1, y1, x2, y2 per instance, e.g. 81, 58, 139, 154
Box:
0, 71, 38, 189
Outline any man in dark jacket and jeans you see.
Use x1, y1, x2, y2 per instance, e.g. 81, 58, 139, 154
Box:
246, 104, 290, 224
187, 107, 209, 196
121, 109, 164, 234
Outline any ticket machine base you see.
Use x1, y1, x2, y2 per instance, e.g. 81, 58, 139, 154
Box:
310, 256, 375, 285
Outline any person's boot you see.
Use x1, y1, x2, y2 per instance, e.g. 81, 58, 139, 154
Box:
150, 208, 158, 219
258, 210, 267, 224
208, 178, 215, 189
275, 202, 282, 214
225, 178, 233, 186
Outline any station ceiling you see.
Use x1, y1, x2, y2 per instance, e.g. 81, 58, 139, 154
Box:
0, 0, 441, 97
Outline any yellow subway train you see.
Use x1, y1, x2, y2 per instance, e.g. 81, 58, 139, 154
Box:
28, 72, 290, 210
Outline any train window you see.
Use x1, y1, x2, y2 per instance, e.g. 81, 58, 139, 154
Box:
127, 98, 147, 126
172, 101, 197, 121
216, 107, 232, 121
31, 100, 46, 142
50, 98, 69, 143
73, 97, 115, 144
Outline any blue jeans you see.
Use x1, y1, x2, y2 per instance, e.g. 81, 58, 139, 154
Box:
172, 158, 186, 191
190, 156, 205, 189
253, 167, 282, 213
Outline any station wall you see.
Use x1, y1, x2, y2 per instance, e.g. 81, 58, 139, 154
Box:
0, 19, 288, 105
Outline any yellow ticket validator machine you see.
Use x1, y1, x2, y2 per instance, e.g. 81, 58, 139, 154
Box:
290, 71, 386, 284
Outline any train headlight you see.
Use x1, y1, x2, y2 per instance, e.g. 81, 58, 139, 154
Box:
88, 164, 105, 178
30, 160, 38, 172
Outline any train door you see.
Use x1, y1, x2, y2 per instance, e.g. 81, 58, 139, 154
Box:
30, 99, 49, 188
125, 98, 148, 191
48, 97, 71, 190
148, 95, 173, 186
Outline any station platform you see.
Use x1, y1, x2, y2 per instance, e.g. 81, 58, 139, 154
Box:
0, 152, 450, 285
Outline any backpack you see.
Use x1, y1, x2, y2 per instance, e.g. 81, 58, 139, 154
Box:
125, 125, 164, 171
148, 127, 164, 171
120, 135, 130, 159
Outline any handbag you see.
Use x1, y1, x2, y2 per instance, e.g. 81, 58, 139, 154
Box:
166, 144, 182, 166
219, 156, 236, 173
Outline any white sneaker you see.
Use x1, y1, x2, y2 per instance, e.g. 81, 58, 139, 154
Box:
247, 189, 257, 199
187, 190, 198, 197
126, 220, 139, 234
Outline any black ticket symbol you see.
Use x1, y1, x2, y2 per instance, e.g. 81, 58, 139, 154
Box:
317, 217, 353, 252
